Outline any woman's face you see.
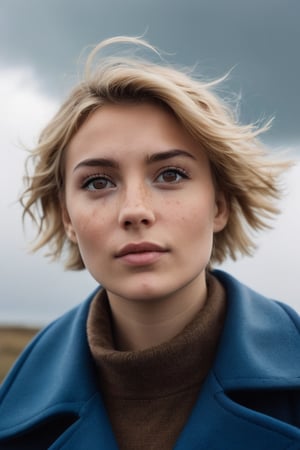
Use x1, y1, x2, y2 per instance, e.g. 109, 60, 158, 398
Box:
62, 102, 228, 303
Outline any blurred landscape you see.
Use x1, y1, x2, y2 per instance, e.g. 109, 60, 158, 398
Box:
0, 326, 40, 383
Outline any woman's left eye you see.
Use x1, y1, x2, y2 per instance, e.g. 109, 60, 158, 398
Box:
156, 168, 189, 184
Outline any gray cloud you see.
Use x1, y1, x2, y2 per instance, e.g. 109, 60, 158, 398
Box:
0, 0, 299, 146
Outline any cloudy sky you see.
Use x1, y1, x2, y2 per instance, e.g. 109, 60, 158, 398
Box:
1, 0, 299, 325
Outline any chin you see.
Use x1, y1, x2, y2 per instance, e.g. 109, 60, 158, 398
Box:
108, 280, 174, 302
121, 288, 167, 302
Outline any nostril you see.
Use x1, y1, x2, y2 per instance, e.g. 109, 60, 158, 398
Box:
118, 206, 155, 228
124, 217, 150, 228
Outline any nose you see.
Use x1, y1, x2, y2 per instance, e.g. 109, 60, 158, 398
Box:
118, 183, 155, 229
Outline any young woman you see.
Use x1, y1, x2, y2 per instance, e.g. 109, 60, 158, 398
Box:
0, 37, 299, 450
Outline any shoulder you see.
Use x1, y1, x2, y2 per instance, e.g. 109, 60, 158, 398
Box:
212, 270, 300, 387
3, 288, 97, 380
213, 268, 300, 324
0, 288, 101, 434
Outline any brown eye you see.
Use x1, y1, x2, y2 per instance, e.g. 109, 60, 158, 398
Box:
161, 170, 178, 182
156, 168, 188, 184
83, 176, 115, 191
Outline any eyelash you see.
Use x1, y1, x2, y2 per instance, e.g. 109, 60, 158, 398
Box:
80, 166, 190, 191
81, 173, 115, 191
155, 166, 190, 183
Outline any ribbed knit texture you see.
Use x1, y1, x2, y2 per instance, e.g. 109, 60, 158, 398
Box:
87, 274, 226, 449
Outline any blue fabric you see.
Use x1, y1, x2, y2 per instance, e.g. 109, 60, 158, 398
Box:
0, 270, 300, 449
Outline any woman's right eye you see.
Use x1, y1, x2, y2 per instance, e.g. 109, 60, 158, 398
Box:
82, 176, 115, 191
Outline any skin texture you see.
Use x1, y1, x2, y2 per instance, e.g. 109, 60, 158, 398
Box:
62, 102, 228, 350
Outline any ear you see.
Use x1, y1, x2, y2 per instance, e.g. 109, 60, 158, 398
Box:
60, 198, 78, 244
213, 191, 229, 233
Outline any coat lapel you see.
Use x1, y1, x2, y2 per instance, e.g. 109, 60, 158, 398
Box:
174, 373, 300, 450
49, 393, 119, 449
174, 270, 300, 449
0, 289, 120, 449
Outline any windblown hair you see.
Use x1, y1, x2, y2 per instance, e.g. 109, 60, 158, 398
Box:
21, 36, 289, 270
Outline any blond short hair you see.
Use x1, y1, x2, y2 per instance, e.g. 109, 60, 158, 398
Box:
21, 36, 289, 270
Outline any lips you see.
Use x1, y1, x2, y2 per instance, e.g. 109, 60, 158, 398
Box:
116, 242, 167, 258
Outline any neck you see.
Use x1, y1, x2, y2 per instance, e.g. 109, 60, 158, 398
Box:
106, 274, 207, 351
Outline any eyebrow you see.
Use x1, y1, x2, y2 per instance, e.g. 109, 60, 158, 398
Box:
73, 158, 120, 172
73, 149, 196, 172
147, 149, 196, 163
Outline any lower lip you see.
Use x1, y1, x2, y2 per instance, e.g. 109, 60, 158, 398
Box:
118, 251, 166, 266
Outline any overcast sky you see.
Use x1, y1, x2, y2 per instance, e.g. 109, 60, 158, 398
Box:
1, 0, 299, 325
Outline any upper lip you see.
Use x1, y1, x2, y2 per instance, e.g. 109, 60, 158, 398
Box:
115, 242, 167, 257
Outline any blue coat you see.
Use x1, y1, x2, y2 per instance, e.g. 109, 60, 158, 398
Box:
1, 270, 300, 449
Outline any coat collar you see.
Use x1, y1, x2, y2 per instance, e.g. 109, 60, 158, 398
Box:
0, 271, 300, 447
213, 270, 300, 391
0, 289, 105, 438
176, 270, 300, 449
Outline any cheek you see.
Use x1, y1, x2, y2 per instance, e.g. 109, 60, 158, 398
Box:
175, 196, 216, 229
69, 203, 108, 245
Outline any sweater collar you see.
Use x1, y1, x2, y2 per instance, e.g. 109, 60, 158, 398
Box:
87, 274, 226, 399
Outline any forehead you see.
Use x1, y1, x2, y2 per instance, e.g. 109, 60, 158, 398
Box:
71, 102, 186, 142
66, 102, 209, 168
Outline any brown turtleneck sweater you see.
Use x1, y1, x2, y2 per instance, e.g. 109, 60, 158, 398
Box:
87, 274, 226, 450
